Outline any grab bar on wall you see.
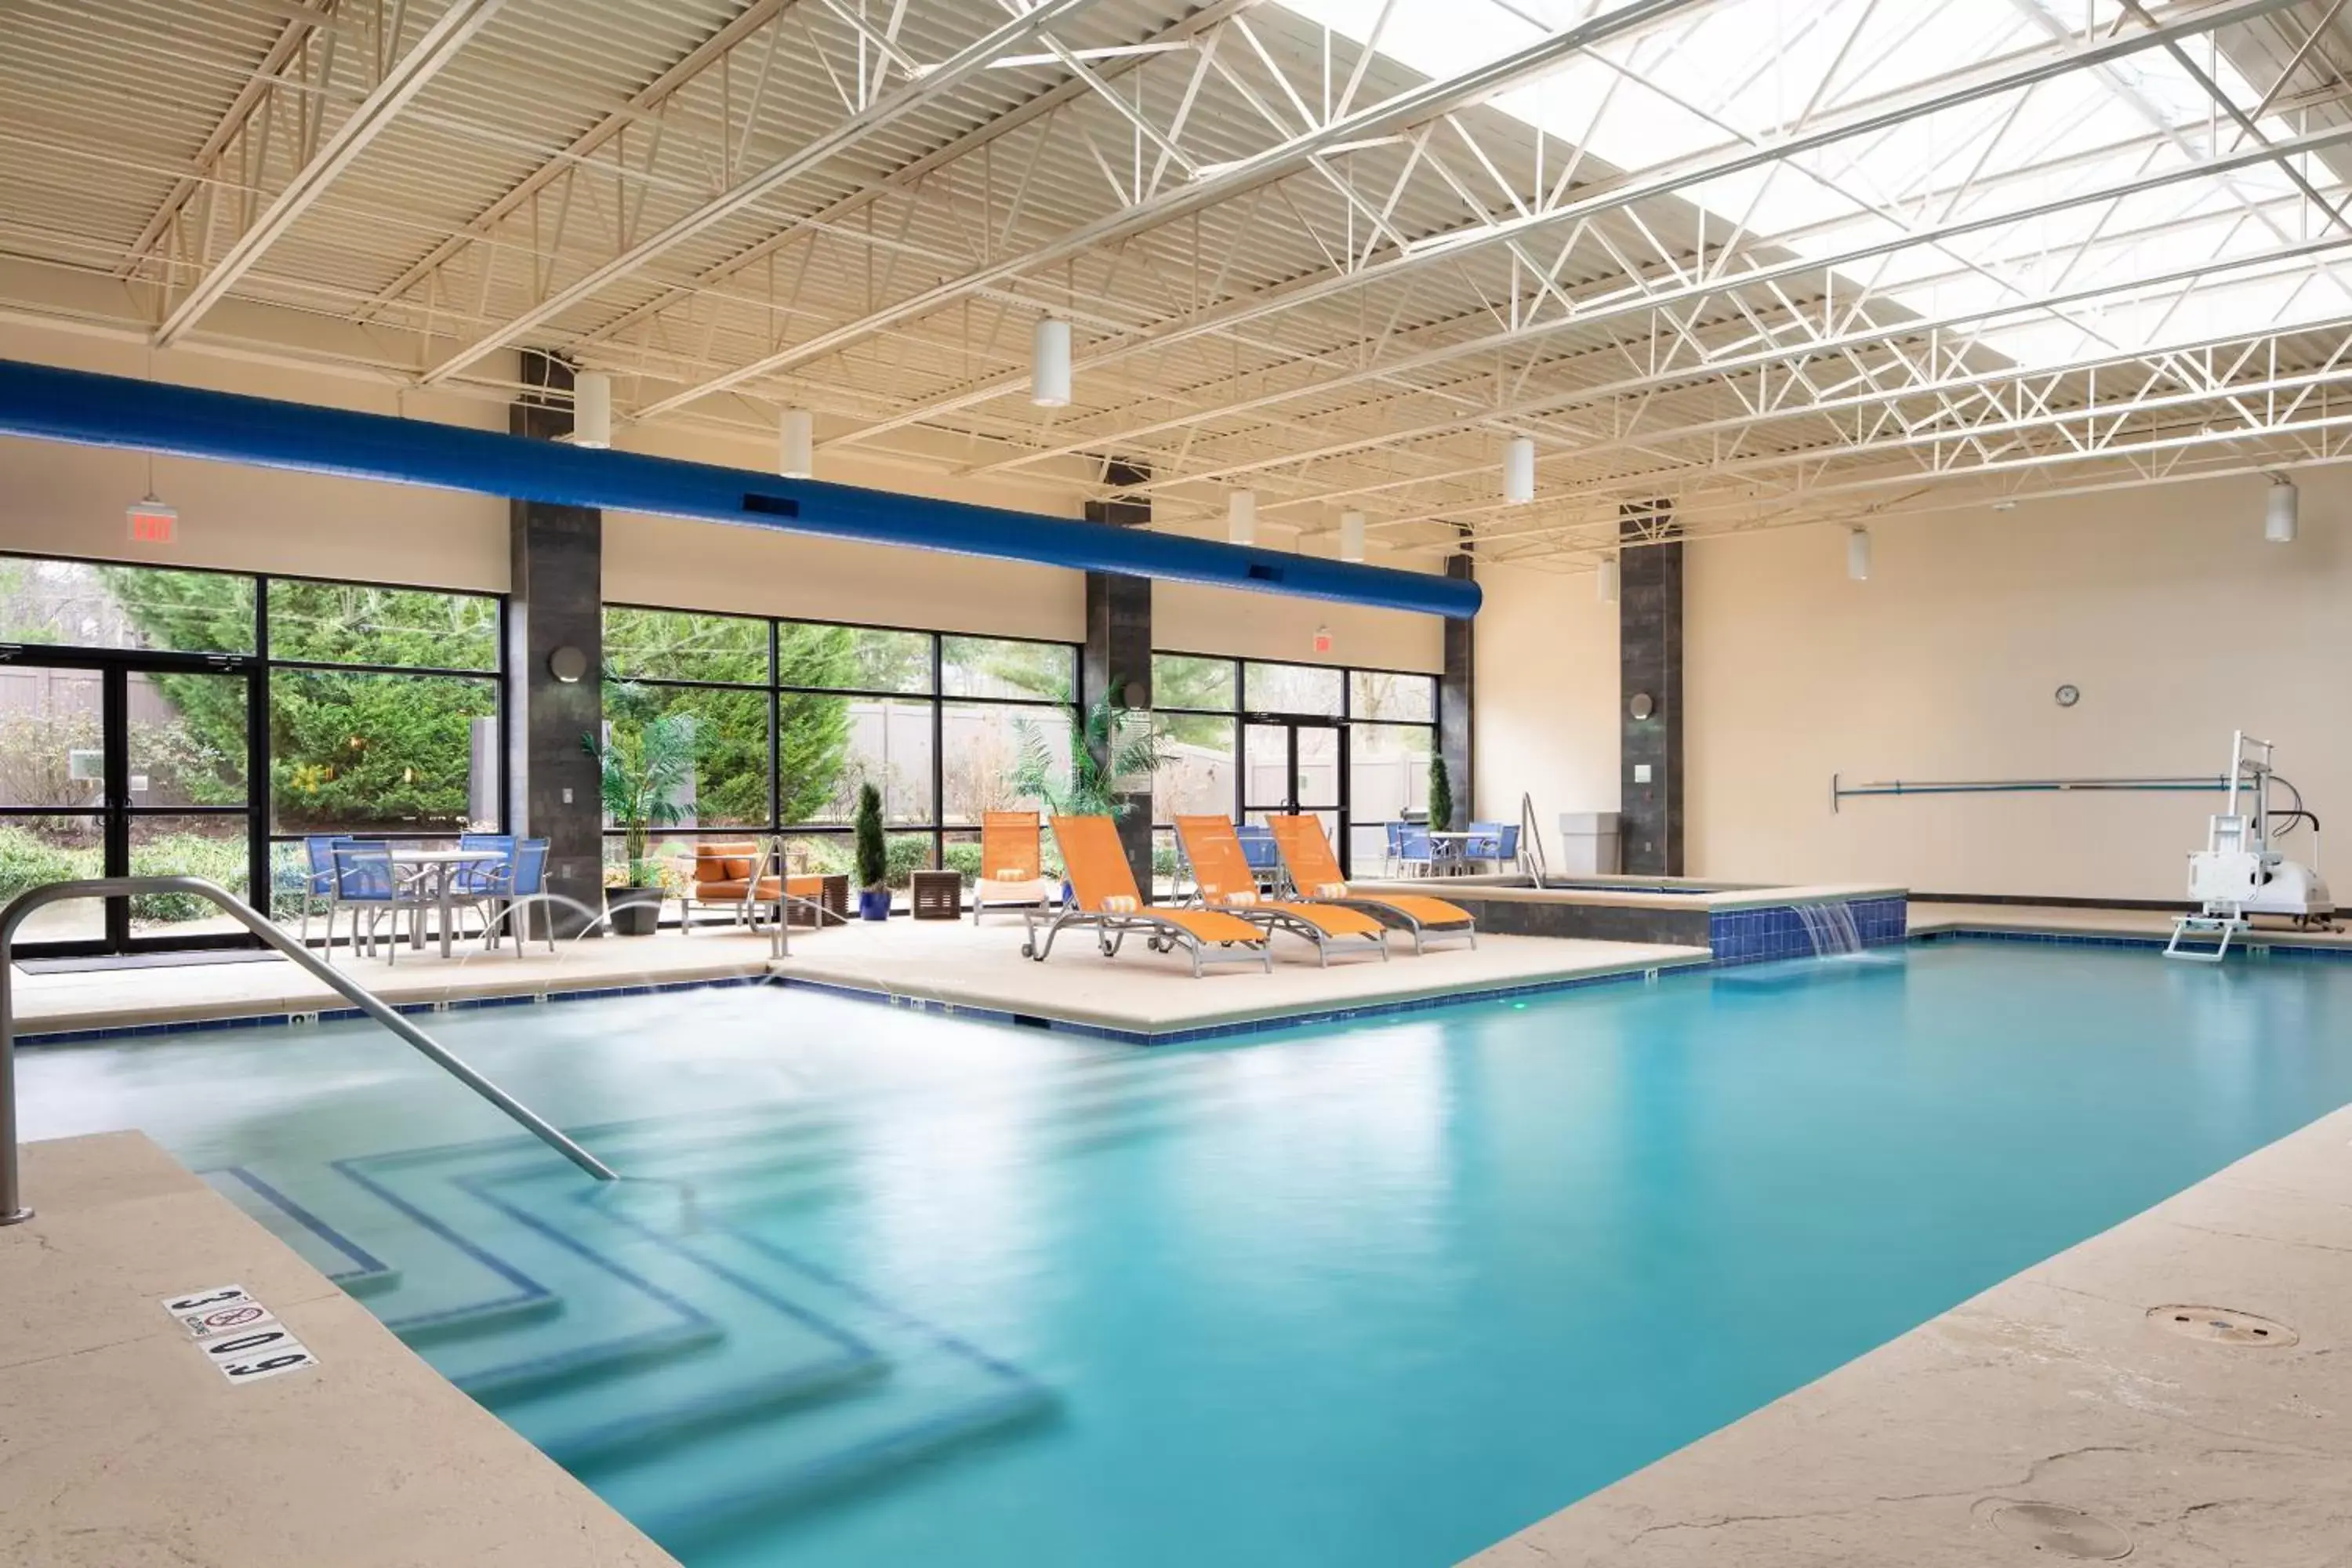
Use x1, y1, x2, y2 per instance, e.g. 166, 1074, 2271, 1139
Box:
1518, 793, 1551, 890
1831, 772, 2230, 812
0, 877, 618, 1225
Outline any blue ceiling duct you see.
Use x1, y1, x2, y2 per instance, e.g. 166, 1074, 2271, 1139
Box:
0, 358, 1479, 619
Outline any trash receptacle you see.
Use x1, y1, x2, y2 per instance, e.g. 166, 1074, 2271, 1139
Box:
1557, 812, 1621, 876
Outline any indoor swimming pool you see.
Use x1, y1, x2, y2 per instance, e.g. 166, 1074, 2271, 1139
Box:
20, 942, 2352, 1567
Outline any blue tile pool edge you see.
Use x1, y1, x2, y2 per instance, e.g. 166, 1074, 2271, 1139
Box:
24, 916, 2351, 1049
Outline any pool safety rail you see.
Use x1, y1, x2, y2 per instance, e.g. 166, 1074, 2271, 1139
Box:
1831, 772, 2229, 812
0, 877, 618, 1225
1517, 793, 1551, 890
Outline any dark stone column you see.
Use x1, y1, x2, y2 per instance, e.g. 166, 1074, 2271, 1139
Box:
1618, 501, 1682, 875
507, 352, 606, 935
1439, 539, 1475, 831
1083, 461, 1154, 896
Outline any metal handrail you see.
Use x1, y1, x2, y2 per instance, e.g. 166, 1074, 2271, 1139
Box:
0, 876, 618, 1225
1517, 792, 1550, 890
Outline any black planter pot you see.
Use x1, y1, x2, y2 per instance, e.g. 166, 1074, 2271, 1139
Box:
607, 886, 662, 937
857, 888, 891, 921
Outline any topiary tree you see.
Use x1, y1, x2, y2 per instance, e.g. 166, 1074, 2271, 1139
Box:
854, 782, 887, 890
1428, 751, 1454, 833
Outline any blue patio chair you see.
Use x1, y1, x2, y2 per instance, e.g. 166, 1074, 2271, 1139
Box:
1383, 820, 1405, 877
328, 840, 422, 963
480, 838, 557, 958
452, 833, 516, 938
1493, 823, 1519, 870
1396, 824, 1435, 877
296, 834, 350, 949
1464, 820, 1508, 870
1236, 825, 1281, 890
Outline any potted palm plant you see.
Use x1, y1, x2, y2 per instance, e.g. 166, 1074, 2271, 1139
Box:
1010, 694, 1171, 902
585, 695, 699, 937
853, 782, 890, 920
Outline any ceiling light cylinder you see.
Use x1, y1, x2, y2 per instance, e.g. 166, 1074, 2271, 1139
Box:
1596, 554, 1619, 604
573, 371, 612, 449
1503, 436, 1536, 506
1338, 510, 1367, 563
1846, 526, 1871, 582
779, 408, 814, 478
1032, 318, 1072, 408
1229, 488, 1258, 546
2266, 477, 2299, 543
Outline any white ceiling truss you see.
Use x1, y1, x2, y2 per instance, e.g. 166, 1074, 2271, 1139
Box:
5, 0, 2352, 570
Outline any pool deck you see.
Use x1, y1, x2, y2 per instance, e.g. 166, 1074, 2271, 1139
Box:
1468, 1095, 2352, 1566
1913, 898, 2352, 950
0, 1130, 677, 1568
7, 920, 1711, 1044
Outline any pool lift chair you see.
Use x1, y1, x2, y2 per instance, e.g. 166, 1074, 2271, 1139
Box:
2166, 731, 2334, 962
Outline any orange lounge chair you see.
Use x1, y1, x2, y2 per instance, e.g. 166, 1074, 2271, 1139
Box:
681, 840, 840, 936
1027, 815, 1270, 976
971, 810, 1058, 924
1266, 815, 1477, 954
1174, 815, 1388, 966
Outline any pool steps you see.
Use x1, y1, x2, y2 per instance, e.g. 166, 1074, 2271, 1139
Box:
205, 1102, 1064, 1547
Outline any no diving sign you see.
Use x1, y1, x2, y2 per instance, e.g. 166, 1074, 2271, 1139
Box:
160, 1284, 319, 1384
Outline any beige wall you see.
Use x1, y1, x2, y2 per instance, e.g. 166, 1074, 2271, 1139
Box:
0, 318, 1445, 670
1472, 468, 2349, 901
1473, 559, 1621, 833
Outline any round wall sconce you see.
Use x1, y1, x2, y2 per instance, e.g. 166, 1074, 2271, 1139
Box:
1628, 691, 1655, 721
549, 645, 590, 684
1122, 680, 1147, 707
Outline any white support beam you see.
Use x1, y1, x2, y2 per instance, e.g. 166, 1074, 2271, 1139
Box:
418, 0, 1109, 385
154, 0, 510, 347
626, 0, 1718, 423
826, 0, 2310, 452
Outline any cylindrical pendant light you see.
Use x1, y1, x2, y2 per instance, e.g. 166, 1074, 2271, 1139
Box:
2266, 477, 2299, 543
1338, 510, 1367, 563
573, 371, 612, 449
1846, 526, 1872, 581
1032, 318, 1072, 408
779, 407, 815, 478
1228, 488, 1258, 546
1596, 554, 1620, 603
1503, 436, 1536, 505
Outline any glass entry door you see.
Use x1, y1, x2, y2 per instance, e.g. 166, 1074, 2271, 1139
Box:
1243, 719, 1349, 870
0, 652, 260, 955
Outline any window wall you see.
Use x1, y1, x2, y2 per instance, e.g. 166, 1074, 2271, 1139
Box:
601, 604, 1079, 899
1152, 651, 1440, 884
0, 554, 503, 945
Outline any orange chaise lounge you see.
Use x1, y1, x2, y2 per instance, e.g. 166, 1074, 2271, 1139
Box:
1265, 814, 1477, 954
1174, 815, 1388, 966
971, 809, 1059, 924
1024, 815, 1271, 976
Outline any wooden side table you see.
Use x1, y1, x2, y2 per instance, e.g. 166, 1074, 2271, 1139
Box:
909, 869, 964, 920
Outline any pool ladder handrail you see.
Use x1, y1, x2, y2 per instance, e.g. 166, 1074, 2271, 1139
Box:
1516, 792, 1550, 890
0, 876, 619, 1226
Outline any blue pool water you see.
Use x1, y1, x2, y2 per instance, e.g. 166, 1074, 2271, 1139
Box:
21, 942, 2352, 1566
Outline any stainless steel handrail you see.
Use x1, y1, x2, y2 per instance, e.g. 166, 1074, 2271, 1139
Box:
0, 876, 618, 1225
1517, 792, 1550, 890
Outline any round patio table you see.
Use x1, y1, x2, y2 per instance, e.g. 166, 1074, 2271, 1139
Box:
390, 848, 503, 959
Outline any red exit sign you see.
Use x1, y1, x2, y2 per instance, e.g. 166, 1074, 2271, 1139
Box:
127, 501, 177, 545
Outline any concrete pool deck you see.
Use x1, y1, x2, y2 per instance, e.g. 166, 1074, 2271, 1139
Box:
7, 920, 1711, 1043
1468, 1095, 2352, 1566
0, 1131, 677, 1568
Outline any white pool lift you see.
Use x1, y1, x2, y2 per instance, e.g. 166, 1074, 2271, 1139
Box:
2165, 731, 2333, 962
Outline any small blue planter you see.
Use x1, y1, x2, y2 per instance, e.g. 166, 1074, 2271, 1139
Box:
858, 888, 892, 921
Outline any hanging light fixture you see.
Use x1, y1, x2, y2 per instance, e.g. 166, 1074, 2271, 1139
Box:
1338, 510, 1367, 563
1503, 436, 1536, 506
1032, 318, 1072, 408
1596, 554, 1620, 604
573, 371, 612, 449
1846, 526, 1872, 581
2266, 475, 2299, 543
779, 408, 815, 478
1228, 488, 1258, 546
